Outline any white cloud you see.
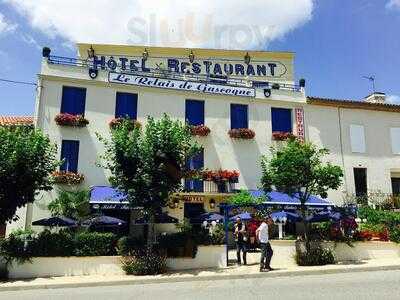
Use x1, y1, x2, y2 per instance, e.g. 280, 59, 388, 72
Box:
0, 13, 17, 35
387, 95, 400, 104
387, 0, 400, 10
4, 0, 314, 49
20, 34, 41, 50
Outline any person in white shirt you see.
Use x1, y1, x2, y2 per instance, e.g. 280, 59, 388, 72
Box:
256, 215, 274, 272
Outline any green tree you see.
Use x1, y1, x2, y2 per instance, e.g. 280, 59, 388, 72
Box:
99, 115, 202, 248
48, 189, 90, 221
260, 138, 343, 247
228, 190, 263, 206
0, 126, 58, 224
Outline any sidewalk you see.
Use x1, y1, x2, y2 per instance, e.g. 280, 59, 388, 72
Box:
1, 259, 400, 292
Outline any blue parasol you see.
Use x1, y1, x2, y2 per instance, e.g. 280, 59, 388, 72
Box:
32, 216, 77, 227
229, 212, 252, 221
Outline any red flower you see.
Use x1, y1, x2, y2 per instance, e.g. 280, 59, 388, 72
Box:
55, 113, 89, 127
272, 131, 296, 141
189, 125, 211, 137
228, 128, 255, 140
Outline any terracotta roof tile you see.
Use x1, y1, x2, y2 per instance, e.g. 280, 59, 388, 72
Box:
0, 116, 34, 126
307, 96, 400, 113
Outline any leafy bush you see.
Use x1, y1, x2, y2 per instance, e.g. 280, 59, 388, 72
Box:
121, 249, 167, 275
196, 224, 225, 246
117, 236, 146, 256
389, 225, 400, 243
295, 244, 335, 266
358, 207, 400, 226
74, 232, 117, 256
0, 230, 35, 265
158, 232, 196, 258
32, 230, 75, 257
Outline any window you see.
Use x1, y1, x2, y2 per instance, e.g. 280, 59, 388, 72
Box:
231, 104, 248, 129
350, 124, 366, 153
353, 168, 367, 197
115, 92, 138, 119
185, 150, 204, 192
185, 100, 204, 126
391, 177, 400, 195
60, 140, 80, 173
390, 128, 400, 154
271, 107, 292, 133
60, 86, 86, 115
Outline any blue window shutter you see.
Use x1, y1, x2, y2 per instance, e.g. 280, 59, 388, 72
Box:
231, 104, 248, 129
185, 100, 204, 126
115, 92, 138, 119
185, 149, 204, 192
60, 140, 80, 173
61, 87, 86, 115
271, 108, 292, 132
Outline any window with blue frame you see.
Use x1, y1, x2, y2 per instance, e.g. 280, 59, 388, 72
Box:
185, 150, 204, 192
231, 104, 248, 129
60, 86, 87, 115
185, 99, 204, 126
60, 140, 80, 173
271, 107, 292, 133
115, 92, 138, 119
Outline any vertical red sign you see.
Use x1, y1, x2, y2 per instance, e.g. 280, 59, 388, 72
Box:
295, 108, 305, 141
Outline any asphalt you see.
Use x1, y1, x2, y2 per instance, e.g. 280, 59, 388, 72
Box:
1, 259, 400, 292
1, 269, 399, 300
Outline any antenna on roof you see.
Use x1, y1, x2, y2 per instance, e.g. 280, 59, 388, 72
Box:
362, 75, 376, 93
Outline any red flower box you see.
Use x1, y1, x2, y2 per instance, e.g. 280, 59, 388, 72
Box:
52, 171, 84, 185
228, 128, 255, 140
272, 131, 296, 141
109, 118, 141, 130
201, 169, 239, 183
55, 113, 89, 127
190, 125, 211, 137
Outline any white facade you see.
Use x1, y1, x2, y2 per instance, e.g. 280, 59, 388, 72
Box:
7, 44, 400, 234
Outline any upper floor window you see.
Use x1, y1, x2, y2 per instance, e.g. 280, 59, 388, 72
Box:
185, 99, 205, 126
231, 104, 248, 129
271, 107, 292, 133
115, 92, 138, 119
350, 124, 366, 153
60, 140, 80, 173
60, 86, 86, 116
390, 128, 400, 155
185, 149, 204, 192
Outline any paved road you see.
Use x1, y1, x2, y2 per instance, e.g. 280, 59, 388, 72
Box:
1, 270, 399, 300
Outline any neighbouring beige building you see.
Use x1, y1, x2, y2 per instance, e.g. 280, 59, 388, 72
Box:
5, 44, 400, 235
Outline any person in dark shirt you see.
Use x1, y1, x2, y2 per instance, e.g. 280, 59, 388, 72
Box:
234, 217, 247, 265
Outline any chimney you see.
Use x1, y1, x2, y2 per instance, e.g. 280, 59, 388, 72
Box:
364, 92, 386, 104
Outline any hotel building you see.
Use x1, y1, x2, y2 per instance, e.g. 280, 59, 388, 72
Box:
6, 44, 400, 234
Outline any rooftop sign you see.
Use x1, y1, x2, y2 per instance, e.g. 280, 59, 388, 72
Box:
94, 56, 287, 79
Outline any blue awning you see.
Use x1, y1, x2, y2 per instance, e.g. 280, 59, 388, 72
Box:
249, 190, 333, 207
89, 186, 130, 210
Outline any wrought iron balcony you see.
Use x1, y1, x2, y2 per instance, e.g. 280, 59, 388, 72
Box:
184, 179, 237, 194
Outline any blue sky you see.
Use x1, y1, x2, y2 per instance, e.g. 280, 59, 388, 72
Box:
0, 0, 399, 116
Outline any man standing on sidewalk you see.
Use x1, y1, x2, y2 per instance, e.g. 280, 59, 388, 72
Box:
234, 217, 247, 265
256, 215, 274, 272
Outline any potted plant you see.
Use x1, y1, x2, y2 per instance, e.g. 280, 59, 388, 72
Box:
272, 131, 296, 141
228, 128, 256, 140
109, 118, 141, 130
55, 113, 89, 127
52, 171, 85, 185
189, 125, 211, 137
